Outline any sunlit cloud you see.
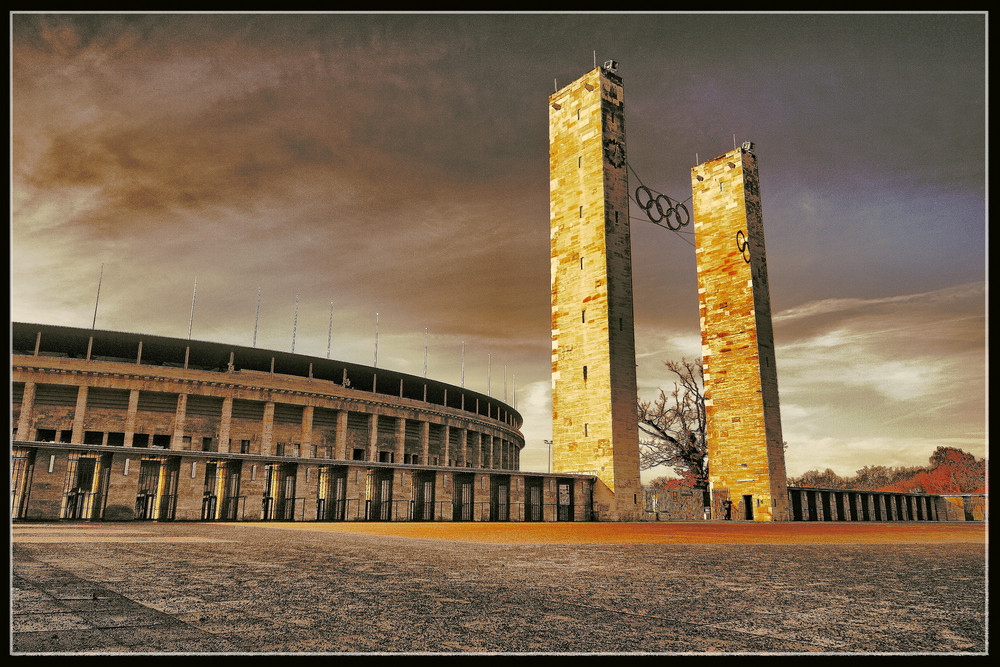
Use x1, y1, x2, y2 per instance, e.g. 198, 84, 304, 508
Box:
774, 283, 986, 474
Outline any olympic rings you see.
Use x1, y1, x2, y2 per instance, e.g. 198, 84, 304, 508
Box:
735, 230, 752, 263
635, 185, 690, 231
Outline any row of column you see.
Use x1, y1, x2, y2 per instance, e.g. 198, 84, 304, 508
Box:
15, 381, 521, 470
12, 447, 579, 523
790, 488, 938, 522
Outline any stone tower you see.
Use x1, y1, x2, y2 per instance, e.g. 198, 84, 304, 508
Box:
549, 63, 641, 521
691, 145, 789, 521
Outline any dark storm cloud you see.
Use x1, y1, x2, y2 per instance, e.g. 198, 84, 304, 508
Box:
13, 13, 551, 339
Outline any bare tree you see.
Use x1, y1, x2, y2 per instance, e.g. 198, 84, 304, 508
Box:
637, 358, 708, 489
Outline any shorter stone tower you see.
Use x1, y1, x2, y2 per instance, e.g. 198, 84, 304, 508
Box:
691, 145, 789, 521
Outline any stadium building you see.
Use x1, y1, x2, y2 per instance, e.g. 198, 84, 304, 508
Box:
11, 322, 592, 523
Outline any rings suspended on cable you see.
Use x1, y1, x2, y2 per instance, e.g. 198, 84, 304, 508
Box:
635, 184, 691, 231
735, 230, 752, 263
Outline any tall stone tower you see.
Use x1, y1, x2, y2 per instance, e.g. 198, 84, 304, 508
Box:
549, 63, 641, 521
691, 144, 789, 521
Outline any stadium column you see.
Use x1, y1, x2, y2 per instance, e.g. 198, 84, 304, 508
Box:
71, 386, 87, 444
549, 63, 641, 521
460, 429, 468, 467
691, 145, 789, 521
302, 406, 314, 458
367, 413, 379, 462
15, 381, 34, 440
261, 401, 275, 457
335, 410, 348, 460
443, 425, 451, 466
395, 417, 405, 464
421, 421, 430, 465
218, 397, 233, 453
124, 389, 139, 447
171, 394, 187, 450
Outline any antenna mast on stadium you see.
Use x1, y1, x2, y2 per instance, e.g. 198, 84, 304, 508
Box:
91, 263, 103, 330
188, 277, 197, 340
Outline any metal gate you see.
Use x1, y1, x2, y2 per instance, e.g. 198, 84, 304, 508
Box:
367, 469, 393, 521
63, 454, 104, 520
490, 476, 510, 522
453, 474, 473, 521
263, 464, 297, 520
317, 466, 347, 521
525, 478, 543, 522
219, 461, 242, 520
202, 462, 219, 520
135, 459, 162, 520
11, 448, 35, 520
413, 472, 435, 521
158, 458, 179, 521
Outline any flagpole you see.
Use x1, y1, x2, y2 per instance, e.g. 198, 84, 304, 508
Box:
91, 263, 104, 329
291, 294, 299, 352
188, 277, 197, 340
253, 287, 260, 347
327, 302, 334, 359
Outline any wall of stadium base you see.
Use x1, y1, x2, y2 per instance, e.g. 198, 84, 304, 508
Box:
11, 442, 593, 523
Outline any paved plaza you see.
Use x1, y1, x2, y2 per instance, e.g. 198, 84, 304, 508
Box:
10, 521, 987, 654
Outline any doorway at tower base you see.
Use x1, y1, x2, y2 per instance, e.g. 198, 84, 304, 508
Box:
710, 486, 789, 522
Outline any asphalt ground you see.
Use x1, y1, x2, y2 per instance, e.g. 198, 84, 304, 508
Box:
10, 521, 988, 655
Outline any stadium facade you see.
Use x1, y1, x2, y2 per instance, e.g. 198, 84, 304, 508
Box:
11, 322, 593, 523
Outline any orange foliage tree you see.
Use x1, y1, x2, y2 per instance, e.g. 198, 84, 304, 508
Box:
789, 447, 986, 494
878, 447, 986, 494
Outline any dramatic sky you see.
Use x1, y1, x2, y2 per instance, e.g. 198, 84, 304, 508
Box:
11, 12, 987, 480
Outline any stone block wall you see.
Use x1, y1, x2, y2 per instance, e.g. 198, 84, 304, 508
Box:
644, 487, 706, 521
936, 495, 987, 521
